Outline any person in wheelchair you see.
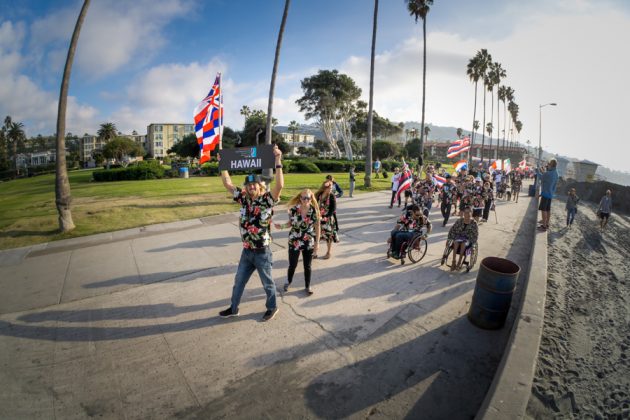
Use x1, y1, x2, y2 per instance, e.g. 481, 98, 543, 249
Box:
446, 206, 478, 271
388, 204, 432, 259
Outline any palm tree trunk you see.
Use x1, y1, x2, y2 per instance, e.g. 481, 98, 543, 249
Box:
469, 81, 477, 167
55, 0, 90, 232
502, 101, 507, 152
264, 0, 290, 179
489, 88, 494, 160
365, 0, 378, 187
481, 87, 486, 164
496, 86, 500, 159
419, 16, 427, 172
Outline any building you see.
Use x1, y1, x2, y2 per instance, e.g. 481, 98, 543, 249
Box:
79, 134, 105, 163
565, 160, 599, 182
280, 132, 315, 144
16, 151, 57, 168
121, 131, 148, 155
146, 123, 195, 158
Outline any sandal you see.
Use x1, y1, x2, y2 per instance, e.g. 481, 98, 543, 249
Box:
321, 254, 331, 260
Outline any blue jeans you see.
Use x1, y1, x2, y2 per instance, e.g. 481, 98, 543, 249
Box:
391, 231, 415, 256
231, 248, 277, 311
566, 208, 577, 225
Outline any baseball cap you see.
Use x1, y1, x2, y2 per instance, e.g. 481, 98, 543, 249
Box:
244, 174, 263, 185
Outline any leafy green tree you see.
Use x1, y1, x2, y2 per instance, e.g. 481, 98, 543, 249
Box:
97, 122, 117, 142
296, 69, 362, 159
406, 0, 433, 166
404, 138, 422, 160
168, 134, 198, 158
373, 140, 399, 160
240, 108, 279, 146
102, 137, 143, 165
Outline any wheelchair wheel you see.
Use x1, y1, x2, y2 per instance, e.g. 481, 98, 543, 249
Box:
441, 239, 453, 266
466, 243, 478, 272
408, 236, 428, 263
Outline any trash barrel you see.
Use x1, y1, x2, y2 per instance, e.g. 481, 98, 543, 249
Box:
528, 184, 536, 197
179, 167, 189, 179
468, 257, 520, 329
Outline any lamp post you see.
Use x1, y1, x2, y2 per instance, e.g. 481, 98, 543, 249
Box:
537, 102, 557, 190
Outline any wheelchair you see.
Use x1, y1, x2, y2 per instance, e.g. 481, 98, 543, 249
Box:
440, 238, 478, 272
387, 228, 428, 265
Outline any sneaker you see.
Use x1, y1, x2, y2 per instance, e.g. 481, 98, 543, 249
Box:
219, 307, 239, 318
262, 307, 279, 322
306, 288, 314, 296
283, 282, 290, 292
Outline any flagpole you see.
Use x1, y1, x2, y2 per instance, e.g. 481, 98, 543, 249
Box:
219, 72, 223, 150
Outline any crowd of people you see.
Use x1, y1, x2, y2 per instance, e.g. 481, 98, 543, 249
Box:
216, 147, 613, 321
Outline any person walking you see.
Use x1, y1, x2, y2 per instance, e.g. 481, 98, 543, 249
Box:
565, 187, 580, 227
274, 189, 320, 295
348, 166, 356, 198
597, 189, 613, 232
316, 180, 339, 259
439, 175, 454, 226
374, 158, 381, 178
389, 167, 401, 208
325, 174, 343, 198
218, 146, 283, 322
537, 158, 559, 231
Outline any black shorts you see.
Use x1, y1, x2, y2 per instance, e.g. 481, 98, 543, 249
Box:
405, 190, 413, 198
538, 197, 552, 211
472, 208, 483, 217
599, 212, 610, 220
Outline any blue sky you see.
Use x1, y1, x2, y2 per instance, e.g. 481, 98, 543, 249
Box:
1, 0, 629, 171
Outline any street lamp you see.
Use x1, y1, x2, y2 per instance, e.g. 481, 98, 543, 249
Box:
538, 102, 557, 169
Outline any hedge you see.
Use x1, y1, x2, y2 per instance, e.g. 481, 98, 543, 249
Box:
93, 161, 165, 181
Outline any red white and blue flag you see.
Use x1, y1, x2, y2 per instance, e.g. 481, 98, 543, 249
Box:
518, 159, 527, 168
446, 136, 470, 159
194, 73, 223, 164
433, 174, 446, 187
395, 161, 413, 202
454, 159, 468, 172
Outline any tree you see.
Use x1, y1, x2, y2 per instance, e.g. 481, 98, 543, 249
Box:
373, 140, 399, 160
490, 62, 506, 159
102, 137, 143, 165
503, 86, 515, 152
241, 108, 279, 146
365, 0, 379, 187
467, 52, 483, 165
404, 137, 422, 160
6, 119, 25, 172
296, 70, 362, 159
406, 0, 433, 170
424, 125, 430, 141
97, 122, 117, 142
476, 49, 492, 164
264, 0, 291, 180
55, 0, 89, 232
288, 120, 299, 142
486, 122, 493, 159
313, 139, 330, 157
456, 127, 463, 138
168, 134, 199, 159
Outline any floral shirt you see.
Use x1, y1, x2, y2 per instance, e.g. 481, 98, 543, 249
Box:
396, 208, 432, 233
448, 218, 479, 244
287, 204, 319, 251
233, 187, 276, 249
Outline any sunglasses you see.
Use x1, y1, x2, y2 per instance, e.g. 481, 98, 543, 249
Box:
301, 195, 311, 200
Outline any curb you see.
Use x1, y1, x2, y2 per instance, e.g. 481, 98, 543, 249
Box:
476, 195, 547, 419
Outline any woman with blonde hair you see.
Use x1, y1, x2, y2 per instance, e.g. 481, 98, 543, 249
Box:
315, 181, 339, 259
274, 189, 320, 295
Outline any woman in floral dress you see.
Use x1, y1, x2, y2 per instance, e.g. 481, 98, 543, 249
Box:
274, 189, 320, 295
315, 181, 339, 259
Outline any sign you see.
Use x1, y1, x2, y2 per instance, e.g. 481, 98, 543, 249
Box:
218, 144, 275, 171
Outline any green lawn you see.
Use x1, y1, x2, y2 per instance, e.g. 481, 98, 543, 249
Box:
0, 169, 393, 250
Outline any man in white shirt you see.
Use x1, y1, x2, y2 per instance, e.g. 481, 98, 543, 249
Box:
389, 167, 401, 208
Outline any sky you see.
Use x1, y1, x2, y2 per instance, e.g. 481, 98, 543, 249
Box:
1, 0, 629, 172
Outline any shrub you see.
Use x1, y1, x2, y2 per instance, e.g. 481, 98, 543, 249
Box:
289, 160, 320, 173
92, 161, 165, 181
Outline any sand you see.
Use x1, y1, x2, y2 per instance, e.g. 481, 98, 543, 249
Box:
526, 197, 630, 418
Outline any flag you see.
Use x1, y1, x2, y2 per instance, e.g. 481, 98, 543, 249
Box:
194, 73, 223, 164
503, 158, 512, 174
395, 162, 413, 202
518, 159, 527, 168
454, 159, 468, 172
433, 174, 446, 187
446, 137, 471, 159
490, 159, 503, 172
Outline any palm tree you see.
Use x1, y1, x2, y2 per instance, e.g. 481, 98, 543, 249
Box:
491, 62, 506, 159
288, 120, 299, 142
55, 0, 89, 232
365, 0, 378, 187
467, 54, 482, 165
424, 125, 430, 141
500, 86, 514, 153
485, 62, 499, 161
456, 127, 463, 138
476, 49, 491, 164
486, 122, 493, 160
6, 119, 25, 173
264, 0, 291, 180
97, 122, 117, 142
406, 0, 433, 171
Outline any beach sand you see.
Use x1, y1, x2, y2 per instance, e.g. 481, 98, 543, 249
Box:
526, 198, 630, 418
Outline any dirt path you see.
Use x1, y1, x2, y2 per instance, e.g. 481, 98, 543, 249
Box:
527, 198, 630, 418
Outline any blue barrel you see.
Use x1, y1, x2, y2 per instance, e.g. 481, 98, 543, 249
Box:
528, 184, 536, 196
468, 257, 520, 329
179, 167, 189, 179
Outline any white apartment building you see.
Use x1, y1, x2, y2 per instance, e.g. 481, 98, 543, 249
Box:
146, 123, 195, 158
280, 132, 315, 144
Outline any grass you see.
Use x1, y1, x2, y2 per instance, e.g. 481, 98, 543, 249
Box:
0, 169, 394, 250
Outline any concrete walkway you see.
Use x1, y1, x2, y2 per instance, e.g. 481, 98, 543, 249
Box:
0, 188, 537, 419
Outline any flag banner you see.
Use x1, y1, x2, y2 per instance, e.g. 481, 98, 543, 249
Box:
194, 73, 223, 164
395, 162, 413, 202
447, 145, 470, 159
433, 174, 446, 187
518, 159, 527, 168
490, 159, 503, 172
454, 159, 468, 172
504, 158, 512, 174
218, 145, 276, 171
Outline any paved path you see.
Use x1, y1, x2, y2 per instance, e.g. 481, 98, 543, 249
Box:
0, 188, 536, 419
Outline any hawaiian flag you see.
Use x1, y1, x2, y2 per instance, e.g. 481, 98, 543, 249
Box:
504, 158, 512, 174
454, 159, 468, 172
518, 159, 527, 168
446, 136, 471, 158
433, 174, 446, 187
395, 162, 413, 202
194, 73, 223, 164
